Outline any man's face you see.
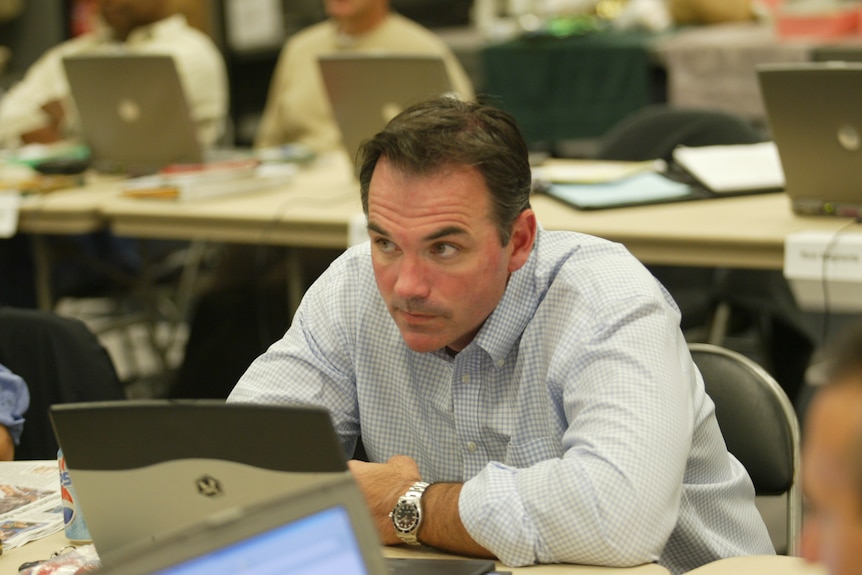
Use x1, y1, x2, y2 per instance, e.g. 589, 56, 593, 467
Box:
324, 0, 383, 22
97, 0, 165, 39
366, 158, 534, 354
801, 380, 862, 575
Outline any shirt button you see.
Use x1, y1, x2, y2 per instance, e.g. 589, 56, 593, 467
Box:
466, 441, 477, 452
496, 359, 505, 367
461, 374, 471, 384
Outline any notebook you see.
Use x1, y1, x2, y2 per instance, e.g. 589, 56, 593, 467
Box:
318, 54, 453, 164
97, 476, 500, 575
758, 62, 862, 217
49, 400, 349, 565
62, 53, 204, 174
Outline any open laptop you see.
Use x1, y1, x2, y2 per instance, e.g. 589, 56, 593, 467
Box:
318, 54, 453, 164
97, 475, 499, 575
49, 400, 349, 565
757, 61, 862, 217
62, 53, 204, 174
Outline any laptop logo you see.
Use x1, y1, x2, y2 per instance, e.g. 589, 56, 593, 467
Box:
838, 124, 860, 152
195, 475, 223, 497
117, 98, 142, 123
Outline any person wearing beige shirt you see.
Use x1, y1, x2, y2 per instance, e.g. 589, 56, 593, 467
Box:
0, 0, 227, 149
255, 0, 474, 153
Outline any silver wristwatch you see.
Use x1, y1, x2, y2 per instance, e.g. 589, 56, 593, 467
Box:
389, 481, 430, 545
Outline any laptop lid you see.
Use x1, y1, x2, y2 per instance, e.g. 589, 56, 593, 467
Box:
49, 399, 348, 565
96, 476, 389, 575
97, 475, 499, 575
757, 62, 862, 217
318, 54, 453, 164
62, 53, 203, 174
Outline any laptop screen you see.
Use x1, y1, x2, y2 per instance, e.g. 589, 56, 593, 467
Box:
152, 505, 368, 575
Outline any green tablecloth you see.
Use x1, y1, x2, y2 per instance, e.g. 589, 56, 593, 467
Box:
481, 29, 662, 148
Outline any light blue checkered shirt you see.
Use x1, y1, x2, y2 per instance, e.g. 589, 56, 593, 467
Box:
229, 228, 774, 574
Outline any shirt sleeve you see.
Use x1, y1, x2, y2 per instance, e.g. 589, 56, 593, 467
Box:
0, 364, 31, 445
253, 41, 292, 149
148, 26, 228, 147
228, 258, 362, 458
0, 44, 71, 147
459, 293, 695, 568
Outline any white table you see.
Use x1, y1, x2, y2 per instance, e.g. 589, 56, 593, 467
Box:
2, 530, 673, 575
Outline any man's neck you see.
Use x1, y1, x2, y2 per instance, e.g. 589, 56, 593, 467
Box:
337, 9, 387, 37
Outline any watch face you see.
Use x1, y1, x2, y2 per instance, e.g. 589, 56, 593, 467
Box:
392, 500, 420, 532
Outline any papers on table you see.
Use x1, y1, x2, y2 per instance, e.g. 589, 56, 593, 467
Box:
0, 190, 20, 238
121, 159, 297, 201
0, 460, 64, 550
532, 158, 662, 184
672, 141, 785, 194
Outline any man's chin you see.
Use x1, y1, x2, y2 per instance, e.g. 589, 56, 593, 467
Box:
398, 330, 447, 354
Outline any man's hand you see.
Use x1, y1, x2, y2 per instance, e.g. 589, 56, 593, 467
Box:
21, 99, 65, 144
348, 455, 493, 558
348, 455, 421, 545
0, 425, 15, 461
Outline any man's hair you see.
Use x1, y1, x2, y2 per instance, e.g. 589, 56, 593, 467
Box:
357, 97, 532, 245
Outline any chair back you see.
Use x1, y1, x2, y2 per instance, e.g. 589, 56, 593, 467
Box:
0, 307, 125, 460
595, 104, 764, 163
688, 343, 802, 556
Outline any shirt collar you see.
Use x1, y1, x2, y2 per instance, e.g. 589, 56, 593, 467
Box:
469, 226, 545, 366
93, 13, 187, 45
127, 14, 187, 45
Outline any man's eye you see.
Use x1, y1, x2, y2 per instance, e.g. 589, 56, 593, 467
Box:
374, 238, 396, 253
432, 243, 458, 257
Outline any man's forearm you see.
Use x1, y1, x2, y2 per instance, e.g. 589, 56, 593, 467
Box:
419, 483, 494, 559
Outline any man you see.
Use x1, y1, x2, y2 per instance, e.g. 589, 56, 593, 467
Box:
0, 363, 29, 461
0, 0, 227, 147
0, 0, 227, 308
800, 321, 862, 575
229, 97, 773, 574
254, 0, 473, 153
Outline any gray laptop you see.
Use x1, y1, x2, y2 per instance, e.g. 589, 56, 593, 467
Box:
96, 475, 499, 575
49, 400, 349, 565
757, 62, 862, 217
96, 476, 389, 575
318, 54, 453, 164
62, 53, 204, 174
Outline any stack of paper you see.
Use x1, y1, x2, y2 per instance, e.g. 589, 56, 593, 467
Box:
121, 159, 297, 201
672, 141, 785, 194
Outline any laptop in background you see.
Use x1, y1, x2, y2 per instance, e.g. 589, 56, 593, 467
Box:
757, 61, 862, 217
49, 400, 349, 565
62, 53, 204, 174
98, 474, 499, 575
318, 54, 453, 164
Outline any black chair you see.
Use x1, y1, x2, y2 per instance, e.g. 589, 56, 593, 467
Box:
0, 307, 126, 460
592, 104, 767, 334
593, 105, 815, 403
689, 342, 802, 556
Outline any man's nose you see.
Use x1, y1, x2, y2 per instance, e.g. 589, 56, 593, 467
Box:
393, 254, 430, 300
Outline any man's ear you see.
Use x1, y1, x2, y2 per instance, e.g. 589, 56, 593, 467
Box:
507, 209, 537, 273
